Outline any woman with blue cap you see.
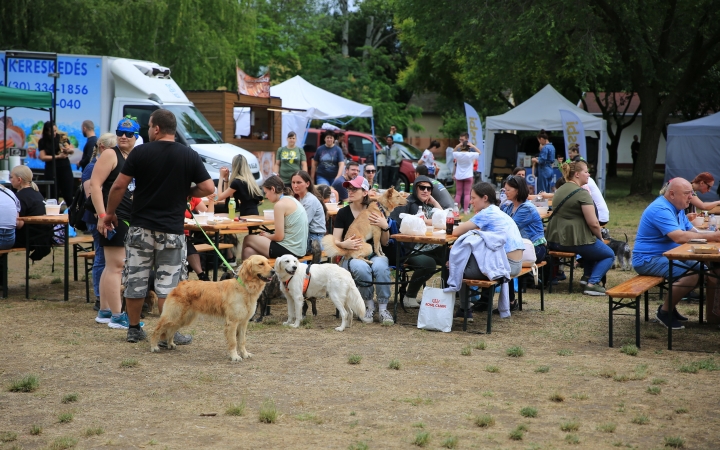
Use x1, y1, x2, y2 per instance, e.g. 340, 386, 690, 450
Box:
90, 115, 140, 330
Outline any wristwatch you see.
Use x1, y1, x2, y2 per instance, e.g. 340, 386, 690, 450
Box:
381, 227, 390, 232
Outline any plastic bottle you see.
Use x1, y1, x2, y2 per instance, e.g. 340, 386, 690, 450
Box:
446, 210, 455, 235
228, 198, 236, 219
453, 203, 460, 225
330, 192, 337, 204
710, 214, 717, 231
208, 187, 217, 213
499, 188, 507, 204
373, 183, 379, 191
399, 181, 406, 192
409, 183, 414, 194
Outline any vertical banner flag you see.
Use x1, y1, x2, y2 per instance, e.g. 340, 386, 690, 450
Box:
464, 102, 484, 173
559, 109, 586, 160
236, 67, 270, 98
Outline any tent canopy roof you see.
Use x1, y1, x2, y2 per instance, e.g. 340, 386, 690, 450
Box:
0, 85, 53, 108
668, 111, 720, 137
486, 84, 604, 131
270, 76, 373, 120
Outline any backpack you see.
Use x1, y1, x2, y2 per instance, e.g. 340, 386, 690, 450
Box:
67, 183, 88, 231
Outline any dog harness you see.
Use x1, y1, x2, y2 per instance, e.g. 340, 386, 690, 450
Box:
283, 264, 312, 297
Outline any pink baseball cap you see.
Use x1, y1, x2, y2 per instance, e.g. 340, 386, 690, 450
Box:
343, 176, 370, 191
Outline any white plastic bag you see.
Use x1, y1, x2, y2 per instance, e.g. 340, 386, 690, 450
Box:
417, 287, 455, 332
399, 212, 426, 235
521, 239, 536, 267
431, 208, 451, 230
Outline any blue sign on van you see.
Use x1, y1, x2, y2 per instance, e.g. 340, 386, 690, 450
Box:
0, 53, 102, 171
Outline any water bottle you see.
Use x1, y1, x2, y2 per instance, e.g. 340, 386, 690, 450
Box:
208, 186, 217, 213
228, 198, 236, 219
330, 192, 337, 204
409, 183, 414, 194
710, 214, 717, 231
499, 188, 507, 204
399, 182, 406, 192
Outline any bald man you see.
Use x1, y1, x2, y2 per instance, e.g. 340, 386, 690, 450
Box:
633, 178, 720, 330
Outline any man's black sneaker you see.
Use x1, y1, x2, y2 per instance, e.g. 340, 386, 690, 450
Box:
127, 327, 147, 343
656, 307, 684, 330
93, 299, 100, 312
673, 307, 689, 321
158, 332, 193, 347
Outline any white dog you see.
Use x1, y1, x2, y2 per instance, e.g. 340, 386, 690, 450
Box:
274, 255, 366, 331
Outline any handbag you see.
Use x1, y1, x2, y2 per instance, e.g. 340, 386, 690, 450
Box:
417, 284, 455, 333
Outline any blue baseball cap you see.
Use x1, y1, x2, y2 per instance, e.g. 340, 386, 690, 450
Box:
116, 115, 140, 133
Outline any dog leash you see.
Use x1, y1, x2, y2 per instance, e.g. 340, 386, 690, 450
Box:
186, 204, 245, 287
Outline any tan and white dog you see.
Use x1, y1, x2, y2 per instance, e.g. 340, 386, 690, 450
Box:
274, 255, 366, 331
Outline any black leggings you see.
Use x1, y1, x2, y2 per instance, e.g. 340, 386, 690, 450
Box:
44, 165, 75, 203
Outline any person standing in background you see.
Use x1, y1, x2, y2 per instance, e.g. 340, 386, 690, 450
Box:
273, 131, 307, 187
78, 120, 97, 171
419, 140, 441, 178
38, 121, 75, 202
382, 135, 401, 189
390, 125, 403, 142
374, 136, 387, 188
311, 133, 345, 186
531, 130, 555, 194
631, 135, 640, 175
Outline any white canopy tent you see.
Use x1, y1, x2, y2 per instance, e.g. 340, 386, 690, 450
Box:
270, 75, 374, 146
484, 84, 608, 190
666, 112, 720, 201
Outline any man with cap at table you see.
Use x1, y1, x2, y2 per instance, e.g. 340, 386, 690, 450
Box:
103, 109, 215, 343
632, 177, 720, 330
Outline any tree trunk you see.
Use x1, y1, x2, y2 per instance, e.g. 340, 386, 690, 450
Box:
363, 15, 374, 61
630, 104, 664, 195
606, 135, 619, 178
340, 0, 349, 57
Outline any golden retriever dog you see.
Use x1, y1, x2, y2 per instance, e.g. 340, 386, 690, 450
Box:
150, 255, 274, 361
274, 255, 366, 331
322, 187, 407, 264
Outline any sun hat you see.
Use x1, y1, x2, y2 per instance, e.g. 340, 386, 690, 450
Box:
343, 176, 370, 191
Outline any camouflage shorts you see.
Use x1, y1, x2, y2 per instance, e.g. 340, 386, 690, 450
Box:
123, 227, 188, 298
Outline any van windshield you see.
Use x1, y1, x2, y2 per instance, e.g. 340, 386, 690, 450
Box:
164, 105, 222, 144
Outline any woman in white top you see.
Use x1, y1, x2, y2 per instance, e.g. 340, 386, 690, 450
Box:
452, 142, 481, 213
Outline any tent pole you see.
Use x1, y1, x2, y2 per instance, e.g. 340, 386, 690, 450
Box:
371, 117, 376, 173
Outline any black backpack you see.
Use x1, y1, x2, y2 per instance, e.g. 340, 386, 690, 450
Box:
67, 183, 88, 231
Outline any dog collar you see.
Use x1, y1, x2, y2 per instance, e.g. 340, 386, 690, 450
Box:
283, 264, 312, 296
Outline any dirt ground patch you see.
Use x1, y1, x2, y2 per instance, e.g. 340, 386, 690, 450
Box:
1, 250, 719, 450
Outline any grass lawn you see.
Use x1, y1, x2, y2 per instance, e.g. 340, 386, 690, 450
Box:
3, 169, 719, 450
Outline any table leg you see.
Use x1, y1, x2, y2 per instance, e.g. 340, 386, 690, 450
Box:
213, 231, 220, 281
699, 263, 705, 324
608, 296, 613, 347
668, 260, 673, 350
64, 222, 69, 301
25, 228, 30, 299
635, 294, 640, 348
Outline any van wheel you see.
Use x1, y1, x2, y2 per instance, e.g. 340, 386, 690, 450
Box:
395, 174, 410, 192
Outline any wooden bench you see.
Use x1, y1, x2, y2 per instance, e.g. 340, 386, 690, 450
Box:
68, 235, 95, 282
457, 261, 548, 334
517, 261, 547, 312
606, 275, 665, 348
1, 248, 27, 298
78, 251, 97, 303
548, 250, 577, 294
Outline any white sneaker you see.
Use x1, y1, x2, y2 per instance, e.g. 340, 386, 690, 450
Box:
403, 296, 420, 308
380, 310, 394, 325
361, 309, 374, 324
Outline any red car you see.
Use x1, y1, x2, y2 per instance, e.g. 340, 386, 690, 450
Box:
303, 128, 416, 188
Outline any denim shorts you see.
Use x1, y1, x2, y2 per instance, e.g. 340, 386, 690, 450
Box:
633, 255, 702, 279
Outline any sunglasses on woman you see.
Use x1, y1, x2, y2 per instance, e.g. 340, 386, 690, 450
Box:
364, 169, 376, 173
116, 130, 136, 138
416, 184, 433, 192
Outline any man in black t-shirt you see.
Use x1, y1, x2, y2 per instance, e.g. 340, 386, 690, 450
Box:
104, 110, 214, 343
78, 120, 97, 171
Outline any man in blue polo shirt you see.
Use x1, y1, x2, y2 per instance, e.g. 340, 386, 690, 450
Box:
633, 178, 720, 330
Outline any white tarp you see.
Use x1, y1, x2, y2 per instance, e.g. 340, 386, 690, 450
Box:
270, 75, 373, 120
666, 111, 720, 201
484, 84, 608, 190
270, 75, 374, 146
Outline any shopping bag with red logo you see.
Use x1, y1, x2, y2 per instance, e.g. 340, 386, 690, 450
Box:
417, 286, 455, 332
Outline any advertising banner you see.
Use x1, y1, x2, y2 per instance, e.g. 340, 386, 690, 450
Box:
464, 102, 484, 173
0, 53, 102, 171
236, 67, 270, 98
559, 109, 586, 160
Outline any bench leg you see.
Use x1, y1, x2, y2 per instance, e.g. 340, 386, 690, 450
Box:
1, 254, 7, 298
73, 244, 78, 281
548, 257, 554, 294
608, 296, 614, 347
635, 295, 641, 348
460, 283, 469, 332
540, 270, 545, 311
85, 257, 90, 303
486, 287, 495, 334
644, 291, 649, 322
568, 257, 574, 294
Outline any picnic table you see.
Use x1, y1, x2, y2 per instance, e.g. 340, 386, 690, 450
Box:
663, 242, 720, 350
389, 232, 458, 321
19, 214, 70, 301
